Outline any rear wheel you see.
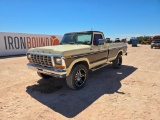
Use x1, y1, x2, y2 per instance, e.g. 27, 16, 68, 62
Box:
66, 64, 88, 90
37, 72, 52, 79
112, 54, 122, 69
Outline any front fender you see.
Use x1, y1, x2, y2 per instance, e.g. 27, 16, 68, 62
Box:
66, 58, 90, 76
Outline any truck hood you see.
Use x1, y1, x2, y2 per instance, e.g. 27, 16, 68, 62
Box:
27, 45, 91, 56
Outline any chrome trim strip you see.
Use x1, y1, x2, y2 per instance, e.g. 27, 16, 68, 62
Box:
51, 56, 55, 66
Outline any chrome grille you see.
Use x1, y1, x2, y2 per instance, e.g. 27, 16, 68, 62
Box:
31, 54, 53, 67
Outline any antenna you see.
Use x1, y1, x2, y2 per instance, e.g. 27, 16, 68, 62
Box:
91, 28, 92, 31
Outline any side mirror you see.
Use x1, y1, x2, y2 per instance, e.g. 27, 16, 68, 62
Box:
98, 39, 106, 45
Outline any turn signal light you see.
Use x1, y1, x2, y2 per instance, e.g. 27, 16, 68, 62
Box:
29, 60, 33, 62
65, 56, 71, 59
55, 65, 65, 69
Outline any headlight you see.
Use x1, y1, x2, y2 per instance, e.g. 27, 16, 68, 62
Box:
27, 53, 31, 60
55, 57, 62, 65
151, 43, 154, 44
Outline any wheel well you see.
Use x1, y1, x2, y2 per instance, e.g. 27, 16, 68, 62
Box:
118, 51, 123, 56
74, 61, 89, 70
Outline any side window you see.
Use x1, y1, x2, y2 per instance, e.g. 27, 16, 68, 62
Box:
93, 34, 102, 45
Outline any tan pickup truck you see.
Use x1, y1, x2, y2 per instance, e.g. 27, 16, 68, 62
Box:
27, 31, 127, 90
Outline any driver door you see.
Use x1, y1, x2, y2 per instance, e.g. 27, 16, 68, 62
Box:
91, 33, 108, 63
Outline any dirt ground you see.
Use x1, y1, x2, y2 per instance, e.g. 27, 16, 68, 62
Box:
0, 45, 160, 120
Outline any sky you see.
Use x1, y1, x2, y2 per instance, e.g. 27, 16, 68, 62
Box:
0, 0, 160, 40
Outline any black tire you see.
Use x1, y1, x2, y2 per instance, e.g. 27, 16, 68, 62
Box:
37, 72, 52, 79
112, 54, 122, 69
151, 46, 153, 49
66, 64, 88, 90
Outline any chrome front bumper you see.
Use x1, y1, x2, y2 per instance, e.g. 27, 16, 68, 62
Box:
27, 63, 66, 78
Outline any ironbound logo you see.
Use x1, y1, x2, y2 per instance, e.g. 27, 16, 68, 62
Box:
4, 36, 60, 50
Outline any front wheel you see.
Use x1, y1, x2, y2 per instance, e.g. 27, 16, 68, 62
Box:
66, 64, 88, 90
151, 46, 153, 49
112, 54, 122, 69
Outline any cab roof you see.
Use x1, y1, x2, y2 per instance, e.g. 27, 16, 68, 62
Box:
65, 31, 103, 35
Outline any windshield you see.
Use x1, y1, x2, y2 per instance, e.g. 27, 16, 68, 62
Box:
60, 33, 92, 45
